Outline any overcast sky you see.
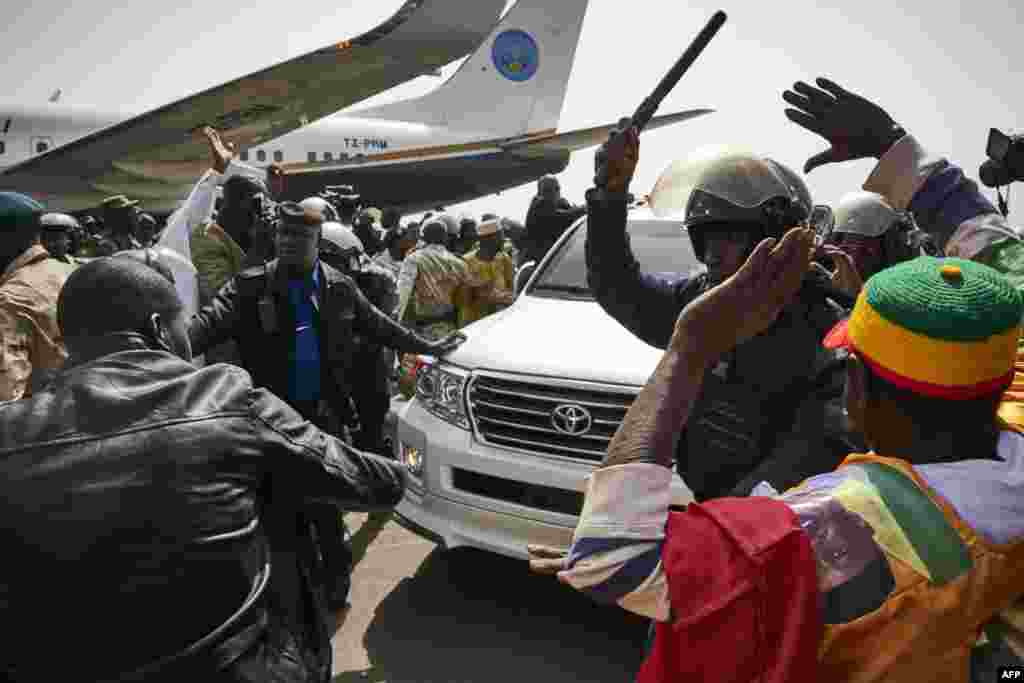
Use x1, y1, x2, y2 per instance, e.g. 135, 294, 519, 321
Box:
3, 0, 1022, 223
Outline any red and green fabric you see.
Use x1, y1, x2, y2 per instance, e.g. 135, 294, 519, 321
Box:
825, 257, 1023, 399
789, 458, 973, 587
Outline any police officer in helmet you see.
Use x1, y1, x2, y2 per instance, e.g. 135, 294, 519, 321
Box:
824, 190, 938, 286
39, 213, 83, 266
587, 127, 851, 500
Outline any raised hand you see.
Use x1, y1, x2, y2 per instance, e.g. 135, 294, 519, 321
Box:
202, 126, 236, 175
783, 78, 905, 174
672, 227, 816, 360
594, 120, 639, 192
821, 245, 865, 297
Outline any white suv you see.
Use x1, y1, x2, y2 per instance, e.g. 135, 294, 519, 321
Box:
390, 206, 701, 560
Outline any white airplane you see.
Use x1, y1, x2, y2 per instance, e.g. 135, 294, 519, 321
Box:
0, 0, 712, 215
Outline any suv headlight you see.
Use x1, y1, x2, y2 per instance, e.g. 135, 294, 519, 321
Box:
414, 359, 470, 430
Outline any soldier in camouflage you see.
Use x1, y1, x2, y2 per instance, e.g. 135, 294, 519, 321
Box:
396, 217, 473, 341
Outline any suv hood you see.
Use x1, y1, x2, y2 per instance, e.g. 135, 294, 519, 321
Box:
444, 295, 663, 386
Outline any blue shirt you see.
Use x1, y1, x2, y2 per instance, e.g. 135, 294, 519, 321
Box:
286, 263, 321, 405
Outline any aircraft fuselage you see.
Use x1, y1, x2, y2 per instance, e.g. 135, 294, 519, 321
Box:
0, 105, 564, 213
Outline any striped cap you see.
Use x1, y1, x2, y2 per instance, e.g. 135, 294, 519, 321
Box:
824, 257, 1023, 399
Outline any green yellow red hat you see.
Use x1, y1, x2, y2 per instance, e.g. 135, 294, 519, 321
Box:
824, 257, 1023, 400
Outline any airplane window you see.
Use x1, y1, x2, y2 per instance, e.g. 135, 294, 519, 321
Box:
36, 141, 49, 154
240, 149, 249, 161
273, 150, 283, 162
257, 150, 266, 162
308, 151, 317, 163
324, 152, 333, 161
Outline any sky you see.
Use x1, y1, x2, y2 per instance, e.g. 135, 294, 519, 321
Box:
3, 0, 1023, 223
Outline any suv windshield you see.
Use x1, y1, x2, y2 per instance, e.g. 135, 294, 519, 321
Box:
530, 218, 704, 299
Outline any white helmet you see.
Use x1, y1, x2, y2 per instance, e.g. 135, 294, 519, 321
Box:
319, 221, 365, 273
832, 191, 899, 238
299, 196, 340, 224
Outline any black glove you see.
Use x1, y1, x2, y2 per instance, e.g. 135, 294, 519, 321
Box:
782, 78, 906, 173
427, 332, 466, 357
594, 117, 638, 191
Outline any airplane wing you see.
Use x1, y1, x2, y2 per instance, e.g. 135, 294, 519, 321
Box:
1, 0, 505, 179
500, 108, 714, 158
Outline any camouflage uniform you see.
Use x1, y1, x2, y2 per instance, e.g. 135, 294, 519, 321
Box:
0, 246, 76, 400
190, 222, 246, 366
396, 243, 470, 340
190, 222, 246, 305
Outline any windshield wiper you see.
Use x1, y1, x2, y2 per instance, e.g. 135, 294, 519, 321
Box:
532, 283, 592, 295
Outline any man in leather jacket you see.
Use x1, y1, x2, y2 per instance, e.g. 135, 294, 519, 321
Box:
189, 202, 461, 426
521, 175, 587, 267
586, 126, 851, 501
188, 202, 461, 609
0, 257, 406, 682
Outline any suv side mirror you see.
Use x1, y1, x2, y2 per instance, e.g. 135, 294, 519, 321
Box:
514, 261, 537, 296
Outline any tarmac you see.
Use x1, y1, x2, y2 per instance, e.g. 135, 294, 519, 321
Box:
330, 512, 650, 682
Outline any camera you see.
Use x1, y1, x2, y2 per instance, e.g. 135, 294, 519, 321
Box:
979, 128, 1024, 188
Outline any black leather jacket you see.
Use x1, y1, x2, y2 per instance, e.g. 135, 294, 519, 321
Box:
189, 259, 436, 423
523, 194, 587, 265
0, 333, 405, 682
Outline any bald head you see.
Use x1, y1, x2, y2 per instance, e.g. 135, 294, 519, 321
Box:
58, 257, 188, 356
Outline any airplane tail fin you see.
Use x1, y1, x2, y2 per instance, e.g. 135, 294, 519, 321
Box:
352, 0, 590, 138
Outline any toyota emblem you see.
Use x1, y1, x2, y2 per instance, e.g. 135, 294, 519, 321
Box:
551, 404, 593, 436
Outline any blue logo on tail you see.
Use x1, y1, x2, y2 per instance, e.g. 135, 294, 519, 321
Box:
492, 29, 539, 82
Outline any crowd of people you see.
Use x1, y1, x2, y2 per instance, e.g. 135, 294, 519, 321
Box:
2, 73, 1024, 682
0, 121, 579, 680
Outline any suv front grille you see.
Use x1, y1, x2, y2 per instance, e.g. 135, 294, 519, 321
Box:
452, 468, 583, 516
467, 373, 637, 462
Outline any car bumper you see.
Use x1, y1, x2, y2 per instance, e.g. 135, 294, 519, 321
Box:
390, 395, 692, 561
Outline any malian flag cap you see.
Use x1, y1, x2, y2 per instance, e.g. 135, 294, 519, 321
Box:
823, 257, 1024, 400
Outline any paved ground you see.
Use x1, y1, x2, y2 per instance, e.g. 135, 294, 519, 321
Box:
330, 512, 650, 682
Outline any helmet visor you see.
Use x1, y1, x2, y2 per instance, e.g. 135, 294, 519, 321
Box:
649, 146, 807, 221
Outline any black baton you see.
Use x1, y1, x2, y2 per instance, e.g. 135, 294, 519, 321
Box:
596, 11, 727, 187
632, 10, 727, 131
